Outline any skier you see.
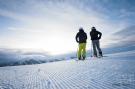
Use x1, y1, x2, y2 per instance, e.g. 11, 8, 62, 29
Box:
76, 28, 87, 60
90, 27, 103, 57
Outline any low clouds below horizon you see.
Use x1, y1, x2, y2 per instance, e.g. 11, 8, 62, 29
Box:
0, 48, 50, 64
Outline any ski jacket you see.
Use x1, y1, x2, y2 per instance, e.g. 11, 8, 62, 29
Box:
90, 30, 102, 40
76, 30, 87, 43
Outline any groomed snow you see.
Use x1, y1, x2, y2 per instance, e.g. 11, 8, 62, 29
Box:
0, 56, 135, 89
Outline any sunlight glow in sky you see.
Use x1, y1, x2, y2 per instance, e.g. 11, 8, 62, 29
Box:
0, 0, 135, 55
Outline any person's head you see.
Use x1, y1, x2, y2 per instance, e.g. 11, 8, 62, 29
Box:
91, 27, 96, 31
79, 27, 84, 32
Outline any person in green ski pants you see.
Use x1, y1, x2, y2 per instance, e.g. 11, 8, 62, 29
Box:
76, 28, 87, 60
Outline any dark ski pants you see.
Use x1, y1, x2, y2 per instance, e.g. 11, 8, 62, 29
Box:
92, 40, 102, 56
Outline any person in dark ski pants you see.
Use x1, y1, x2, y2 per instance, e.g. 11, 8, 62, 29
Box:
90, 27, 103, 57
76, 28, 87, 60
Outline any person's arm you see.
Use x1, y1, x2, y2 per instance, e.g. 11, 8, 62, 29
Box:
85, 33, 87, 40
90, 32, 92, 40
90, 32, 91, 37
98, 31, 102, 39
75, 33, 79, 43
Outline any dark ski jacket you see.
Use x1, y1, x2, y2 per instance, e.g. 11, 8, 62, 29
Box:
90, 30, 102, 40
76, 30, 87, 43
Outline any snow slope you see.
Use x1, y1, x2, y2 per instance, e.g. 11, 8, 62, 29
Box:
0, 55, 135, 89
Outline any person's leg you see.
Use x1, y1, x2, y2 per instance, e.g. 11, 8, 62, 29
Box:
78, 43, 83, 60
82, 43, 86, 59
92, 40, 97, 57
95, 40, 102, 56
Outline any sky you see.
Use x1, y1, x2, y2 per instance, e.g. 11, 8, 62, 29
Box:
0, 0, 135, 55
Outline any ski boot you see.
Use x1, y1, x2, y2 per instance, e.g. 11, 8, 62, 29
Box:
82, 56, 86, 60
99, 52, 103, 57
78, 56, 81, 60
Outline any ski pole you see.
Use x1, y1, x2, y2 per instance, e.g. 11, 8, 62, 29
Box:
76, 43, 79, 59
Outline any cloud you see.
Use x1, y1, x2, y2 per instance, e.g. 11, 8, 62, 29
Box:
105, 25, 135, 48
0, 0, 122, 33
115, 25, 135, 36
0, 9, 30, 22
115, 25, 135, 46
0, 0, 132, 54
0, 0, 127, 33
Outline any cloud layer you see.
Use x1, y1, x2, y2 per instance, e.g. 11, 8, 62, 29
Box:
0, 0, 134, 54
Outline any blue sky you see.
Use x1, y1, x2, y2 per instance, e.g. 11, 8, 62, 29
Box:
0, 0, 135, 55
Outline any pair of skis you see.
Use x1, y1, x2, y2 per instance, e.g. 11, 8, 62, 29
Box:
91, 55, 106, 58
76, 55, 108, 61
